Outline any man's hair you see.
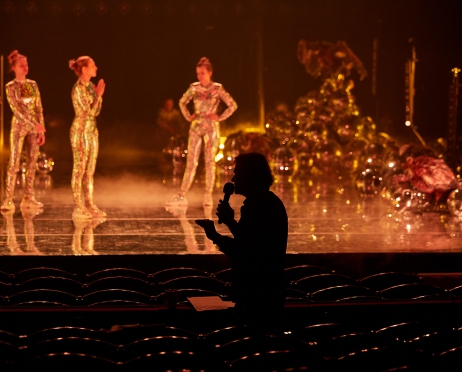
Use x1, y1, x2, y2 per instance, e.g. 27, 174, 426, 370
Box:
235, 152, 274, 189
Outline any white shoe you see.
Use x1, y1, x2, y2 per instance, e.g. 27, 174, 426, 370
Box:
203, 193, 213, 206
20, 198, 43, 209
72, 206, 92, 220
86, 204, 107, 218
1, 198, 15, 211
166, 194, 188, 206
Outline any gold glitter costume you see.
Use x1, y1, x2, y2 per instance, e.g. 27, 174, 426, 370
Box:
178, 82, 237, 196
70, 79, 103, 215
4, 79, 45, 206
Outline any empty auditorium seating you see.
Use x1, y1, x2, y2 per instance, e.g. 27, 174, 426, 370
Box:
0, 263, 460, 370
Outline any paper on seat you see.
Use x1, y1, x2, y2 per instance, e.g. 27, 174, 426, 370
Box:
187, 296, 235, 311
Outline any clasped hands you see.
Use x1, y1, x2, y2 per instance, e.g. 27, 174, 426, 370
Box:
195, 199, 235, 241
94, 79, 106, 97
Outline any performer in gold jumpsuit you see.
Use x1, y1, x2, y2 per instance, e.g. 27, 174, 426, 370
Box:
1, 51, 46, 212
167, 57, 237, 206
69, 56, 106, 219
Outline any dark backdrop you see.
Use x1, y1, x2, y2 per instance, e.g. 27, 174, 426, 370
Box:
1, 0, 461, 165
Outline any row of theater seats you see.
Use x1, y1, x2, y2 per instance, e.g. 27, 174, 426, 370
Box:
0, 322, 461, 370
0, 266, 461, 306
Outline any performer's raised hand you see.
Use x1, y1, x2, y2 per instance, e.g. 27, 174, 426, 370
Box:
37, 133, 45, 146
95, 79, 106, 96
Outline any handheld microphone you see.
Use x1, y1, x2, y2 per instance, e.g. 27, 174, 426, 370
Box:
218, 182, 234, 224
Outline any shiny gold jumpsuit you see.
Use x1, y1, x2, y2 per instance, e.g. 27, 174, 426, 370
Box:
70, 79, 102, 211
4, 79, 45, 203
179, 82, 237, 195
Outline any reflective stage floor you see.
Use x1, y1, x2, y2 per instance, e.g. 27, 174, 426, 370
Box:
2, 171, 462, 256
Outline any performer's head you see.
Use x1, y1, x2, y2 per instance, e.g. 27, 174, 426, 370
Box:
163, 98, 174, 111
196, 57, 213, 86
8, 50, 28, 77
232, 152, 274, 196
69, 56, 98, 79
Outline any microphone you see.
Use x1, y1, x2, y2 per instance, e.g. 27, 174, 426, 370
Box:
218, 182, 234, 224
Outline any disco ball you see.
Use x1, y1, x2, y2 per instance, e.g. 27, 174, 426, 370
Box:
364, 142, 386, 167
304, 120, 328, 141
344, 138, 368, 172
295, 152, 314, 179
354, 167, 382, 197
335, 117, 359, 144
413, 191, 433, 212
312, 139, 342, 172
271, 146, 295, 177
286, 135, 312, 156
218, 154, 235, 171
223, 131, 243, 158
265, 111, 295, 144
36, 153, 54, 174
393, 189, 414, 211
447, 188, 462, 217
381, 150, 402, 177
357, 116, 377, 141
294, 91, 318, 113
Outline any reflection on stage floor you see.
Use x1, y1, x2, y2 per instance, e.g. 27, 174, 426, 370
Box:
1, 173, 462, 256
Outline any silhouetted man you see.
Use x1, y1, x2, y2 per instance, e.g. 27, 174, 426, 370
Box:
196, 153, 288, 328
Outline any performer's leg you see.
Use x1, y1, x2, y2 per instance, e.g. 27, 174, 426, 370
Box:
71, 129, 91, 219
202, 122, 220, 204
179, 131, 203, 196
21, 132, 42, 208
1, 129, 25, 210
83, 129, 106, 217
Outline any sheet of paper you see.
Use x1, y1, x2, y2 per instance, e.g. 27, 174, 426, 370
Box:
187, 296, 235, 311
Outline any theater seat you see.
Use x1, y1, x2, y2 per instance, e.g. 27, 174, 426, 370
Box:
376, 322, 443, 343
149, 268, 209, 284
284, 265, 330, 282
378, 283, 444, 300
27, 337, 119, 361
291, 323, 367, 344
13, 268, 77, 284
211, 268, 232, 283
84, 276, 152, 296
310, 285, 373, 301
82, 289, 151, 306
104, 324, 198, 345
228, 349, 327, 371
23, 353, 118, 371
123, 351, 204, 370
121, 335, 200, 362
85, 268, 147, 282
358, 272, 421, 291
8, 289, 79, 306
17, 277, 83, 296
293, 274, 356, 294
159, 276, 228, 296
25, 327, 108, 346
335, 346, 430, 372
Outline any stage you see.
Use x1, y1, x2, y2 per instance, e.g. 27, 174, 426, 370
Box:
2, 168, 462, 259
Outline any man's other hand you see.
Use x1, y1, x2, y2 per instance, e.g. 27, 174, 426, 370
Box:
195, 219, 219, 241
